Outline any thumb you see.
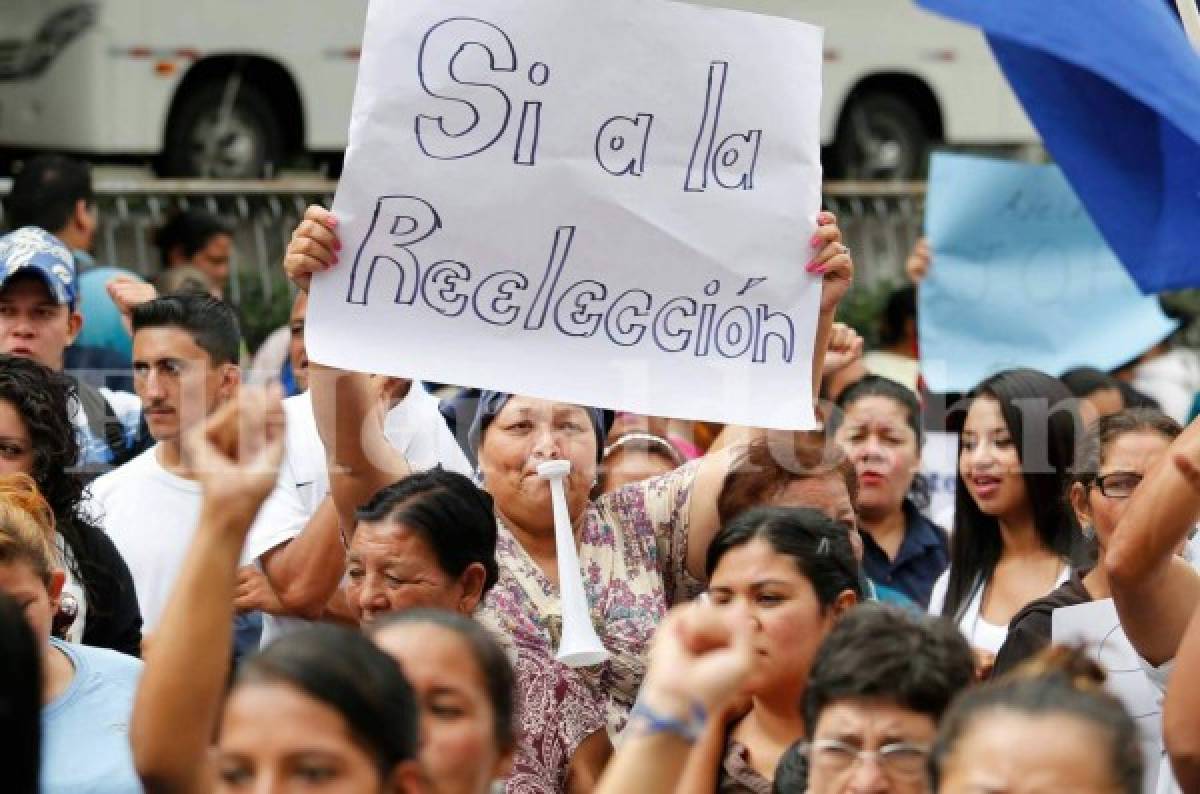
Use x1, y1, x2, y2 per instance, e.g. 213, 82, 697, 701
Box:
1174, 452, 1200, 492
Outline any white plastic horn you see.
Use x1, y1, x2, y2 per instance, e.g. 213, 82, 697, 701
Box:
537, 459, 610, 668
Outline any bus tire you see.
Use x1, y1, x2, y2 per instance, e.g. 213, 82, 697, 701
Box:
832, 92, 930, 181
161, 78, 283, 178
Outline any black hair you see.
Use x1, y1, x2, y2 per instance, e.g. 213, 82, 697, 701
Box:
153, 209, 232, 267
1116, 381, 1161, 411
0, 593, 40, 794
3, 155, 93, 234
931, 647, 1142, 794
942, 369, 1083, 621
356, 468, 499, 595
835, 374, 924, 446
236, 625, 419, 774
773, 740, 807, 794
803, 604, 975, 736
705, 506, 864, 606
131, 293, 241, 366
1060, 367, 1122, 400
0, 356, 113, 619
833, 375, 930, 510
879, 284, 918, 348
368, 608, 517, 751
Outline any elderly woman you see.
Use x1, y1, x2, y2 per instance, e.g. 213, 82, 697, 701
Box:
284, 205, 854, 793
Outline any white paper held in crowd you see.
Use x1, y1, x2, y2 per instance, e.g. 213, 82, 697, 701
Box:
1053, 600, 1170, 794
308, 0, 826, 430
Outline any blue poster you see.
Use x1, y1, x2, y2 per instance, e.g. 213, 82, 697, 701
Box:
919, 153, 1177, 394
916, 0, 1200, 294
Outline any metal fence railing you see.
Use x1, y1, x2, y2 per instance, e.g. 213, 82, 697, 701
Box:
824, 181, 925, 288
0, 178, 923, 303
0, 177, 338, 307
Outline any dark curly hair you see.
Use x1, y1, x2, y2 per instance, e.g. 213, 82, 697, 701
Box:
0, 356, 94, 604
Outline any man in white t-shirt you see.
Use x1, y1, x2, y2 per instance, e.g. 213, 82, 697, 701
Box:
242, 377, 471, 645
86, 293, 294, 633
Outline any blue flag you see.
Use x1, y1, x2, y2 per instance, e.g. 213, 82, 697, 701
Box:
916, 0, 1200, 294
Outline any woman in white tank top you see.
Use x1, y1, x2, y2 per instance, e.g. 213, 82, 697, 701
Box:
929, 369, 1082, 674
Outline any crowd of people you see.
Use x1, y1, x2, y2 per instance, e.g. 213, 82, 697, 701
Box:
1, 150, 1199, 794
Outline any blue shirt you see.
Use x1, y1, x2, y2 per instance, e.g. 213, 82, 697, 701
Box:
72, 257, 141, 362
861, 500, 950, 609
41, 639, 143, 794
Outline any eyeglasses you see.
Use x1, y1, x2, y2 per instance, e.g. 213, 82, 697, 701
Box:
806, 738, 931, 779
1093, 471, 1143, 499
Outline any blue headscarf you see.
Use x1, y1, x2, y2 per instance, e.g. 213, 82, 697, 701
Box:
467, 390, 607, 462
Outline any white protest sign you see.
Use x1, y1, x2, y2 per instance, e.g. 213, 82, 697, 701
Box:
920, 431, 957, 531
1053, 599, 1166, 794
307, 0, 825, 429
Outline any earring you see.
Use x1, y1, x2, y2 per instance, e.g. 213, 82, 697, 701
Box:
1082, 524, 1096, 541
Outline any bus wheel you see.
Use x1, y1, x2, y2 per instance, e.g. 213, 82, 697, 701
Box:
161, 78, 283, 178
832, 93, 929, 181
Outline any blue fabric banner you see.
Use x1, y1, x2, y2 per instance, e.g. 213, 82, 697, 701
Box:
916, 0, 1200, 294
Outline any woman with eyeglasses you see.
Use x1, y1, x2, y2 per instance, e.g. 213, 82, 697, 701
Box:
1101, 412, 1200, 794
993, 408, 1182, 677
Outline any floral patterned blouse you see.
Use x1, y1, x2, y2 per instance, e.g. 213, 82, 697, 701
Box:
719, 740, 774, 794
475, 462, 704, 794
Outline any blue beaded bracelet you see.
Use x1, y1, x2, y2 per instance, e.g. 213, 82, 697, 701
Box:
627, 699, 708, 744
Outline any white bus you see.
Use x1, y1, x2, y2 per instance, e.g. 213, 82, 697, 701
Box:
0, 0, 1036, 179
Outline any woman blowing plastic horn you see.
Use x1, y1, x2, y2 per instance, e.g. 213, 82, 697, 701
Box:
284, 205, 854, 794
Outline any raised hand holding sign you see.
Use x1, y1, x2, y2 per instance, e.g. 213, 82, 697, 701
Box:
307, 0, 827, 430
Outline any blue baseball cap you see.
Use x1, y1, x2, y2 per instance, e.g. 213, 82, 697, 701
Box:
0, 227, 78, 307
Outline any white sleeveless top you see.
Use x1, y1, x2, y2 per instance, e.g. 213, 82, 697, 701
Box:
928, 566, 1070, 654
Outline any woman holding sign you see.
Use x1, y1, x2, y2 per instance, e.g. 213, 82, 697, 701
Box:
284, 204, 854, 793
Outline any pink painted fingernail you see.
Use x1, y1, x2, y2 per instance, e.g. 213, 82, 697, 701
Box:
334, 238, 342, 251
810, 235, 822, 248
813, 264, 828, 275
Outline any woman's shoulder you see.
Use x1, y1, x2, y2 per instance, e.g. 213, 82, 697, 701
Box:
591, 460, 703, 520
1010, 571, 1091, 628
57, 639, 143, 688
927, 569, 951, 615
993, 571, 1092, 676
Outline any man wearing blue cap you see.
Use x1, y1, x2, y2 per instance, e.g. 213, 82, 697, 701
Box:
0, 226, 142, 471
